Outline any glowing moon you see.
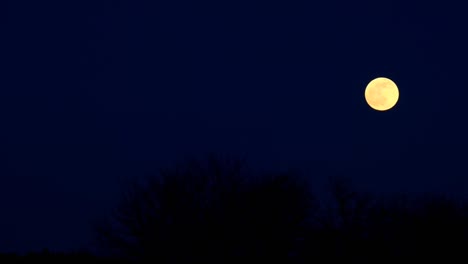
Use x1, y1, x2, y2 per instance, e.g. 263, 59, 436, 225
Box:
365, 77, 399, 111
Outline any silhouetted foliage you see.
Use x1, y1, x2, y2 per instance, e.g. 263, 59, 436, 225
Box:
299, 175, 468, 262
5, 158, 467, 263
95, 155, 316, 263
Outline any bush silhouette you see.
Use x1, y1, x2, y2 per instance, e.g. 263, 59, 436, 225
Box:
4, 157, 465, 263
300, 176, 468, 262
94, 155, 316, 263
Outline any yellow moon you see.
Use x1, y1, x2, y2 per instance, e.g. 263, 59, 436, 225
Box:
365, 77, 399, 111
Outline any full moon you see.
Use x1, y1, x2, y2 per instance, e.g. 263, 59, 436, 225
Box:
364, 77, 399, 111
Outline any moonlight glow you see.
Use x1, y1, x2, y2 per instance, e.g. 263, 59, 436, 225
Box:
365, 77, 399, 111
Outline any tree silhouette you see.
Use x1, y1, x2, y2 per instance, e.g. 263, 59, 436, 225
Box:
300, 175, 377, 262
391, 193, 468, 258
300, 175, 468, 262
2, 159, 466, 263
94, 155, 316, 263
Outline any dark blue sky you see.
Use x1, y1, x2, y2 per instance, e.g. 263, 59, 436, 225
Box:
2, 0, 468, 253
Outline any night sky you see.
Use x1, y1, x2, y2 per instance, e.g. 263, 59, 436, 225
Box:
2, 0, 468, 254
